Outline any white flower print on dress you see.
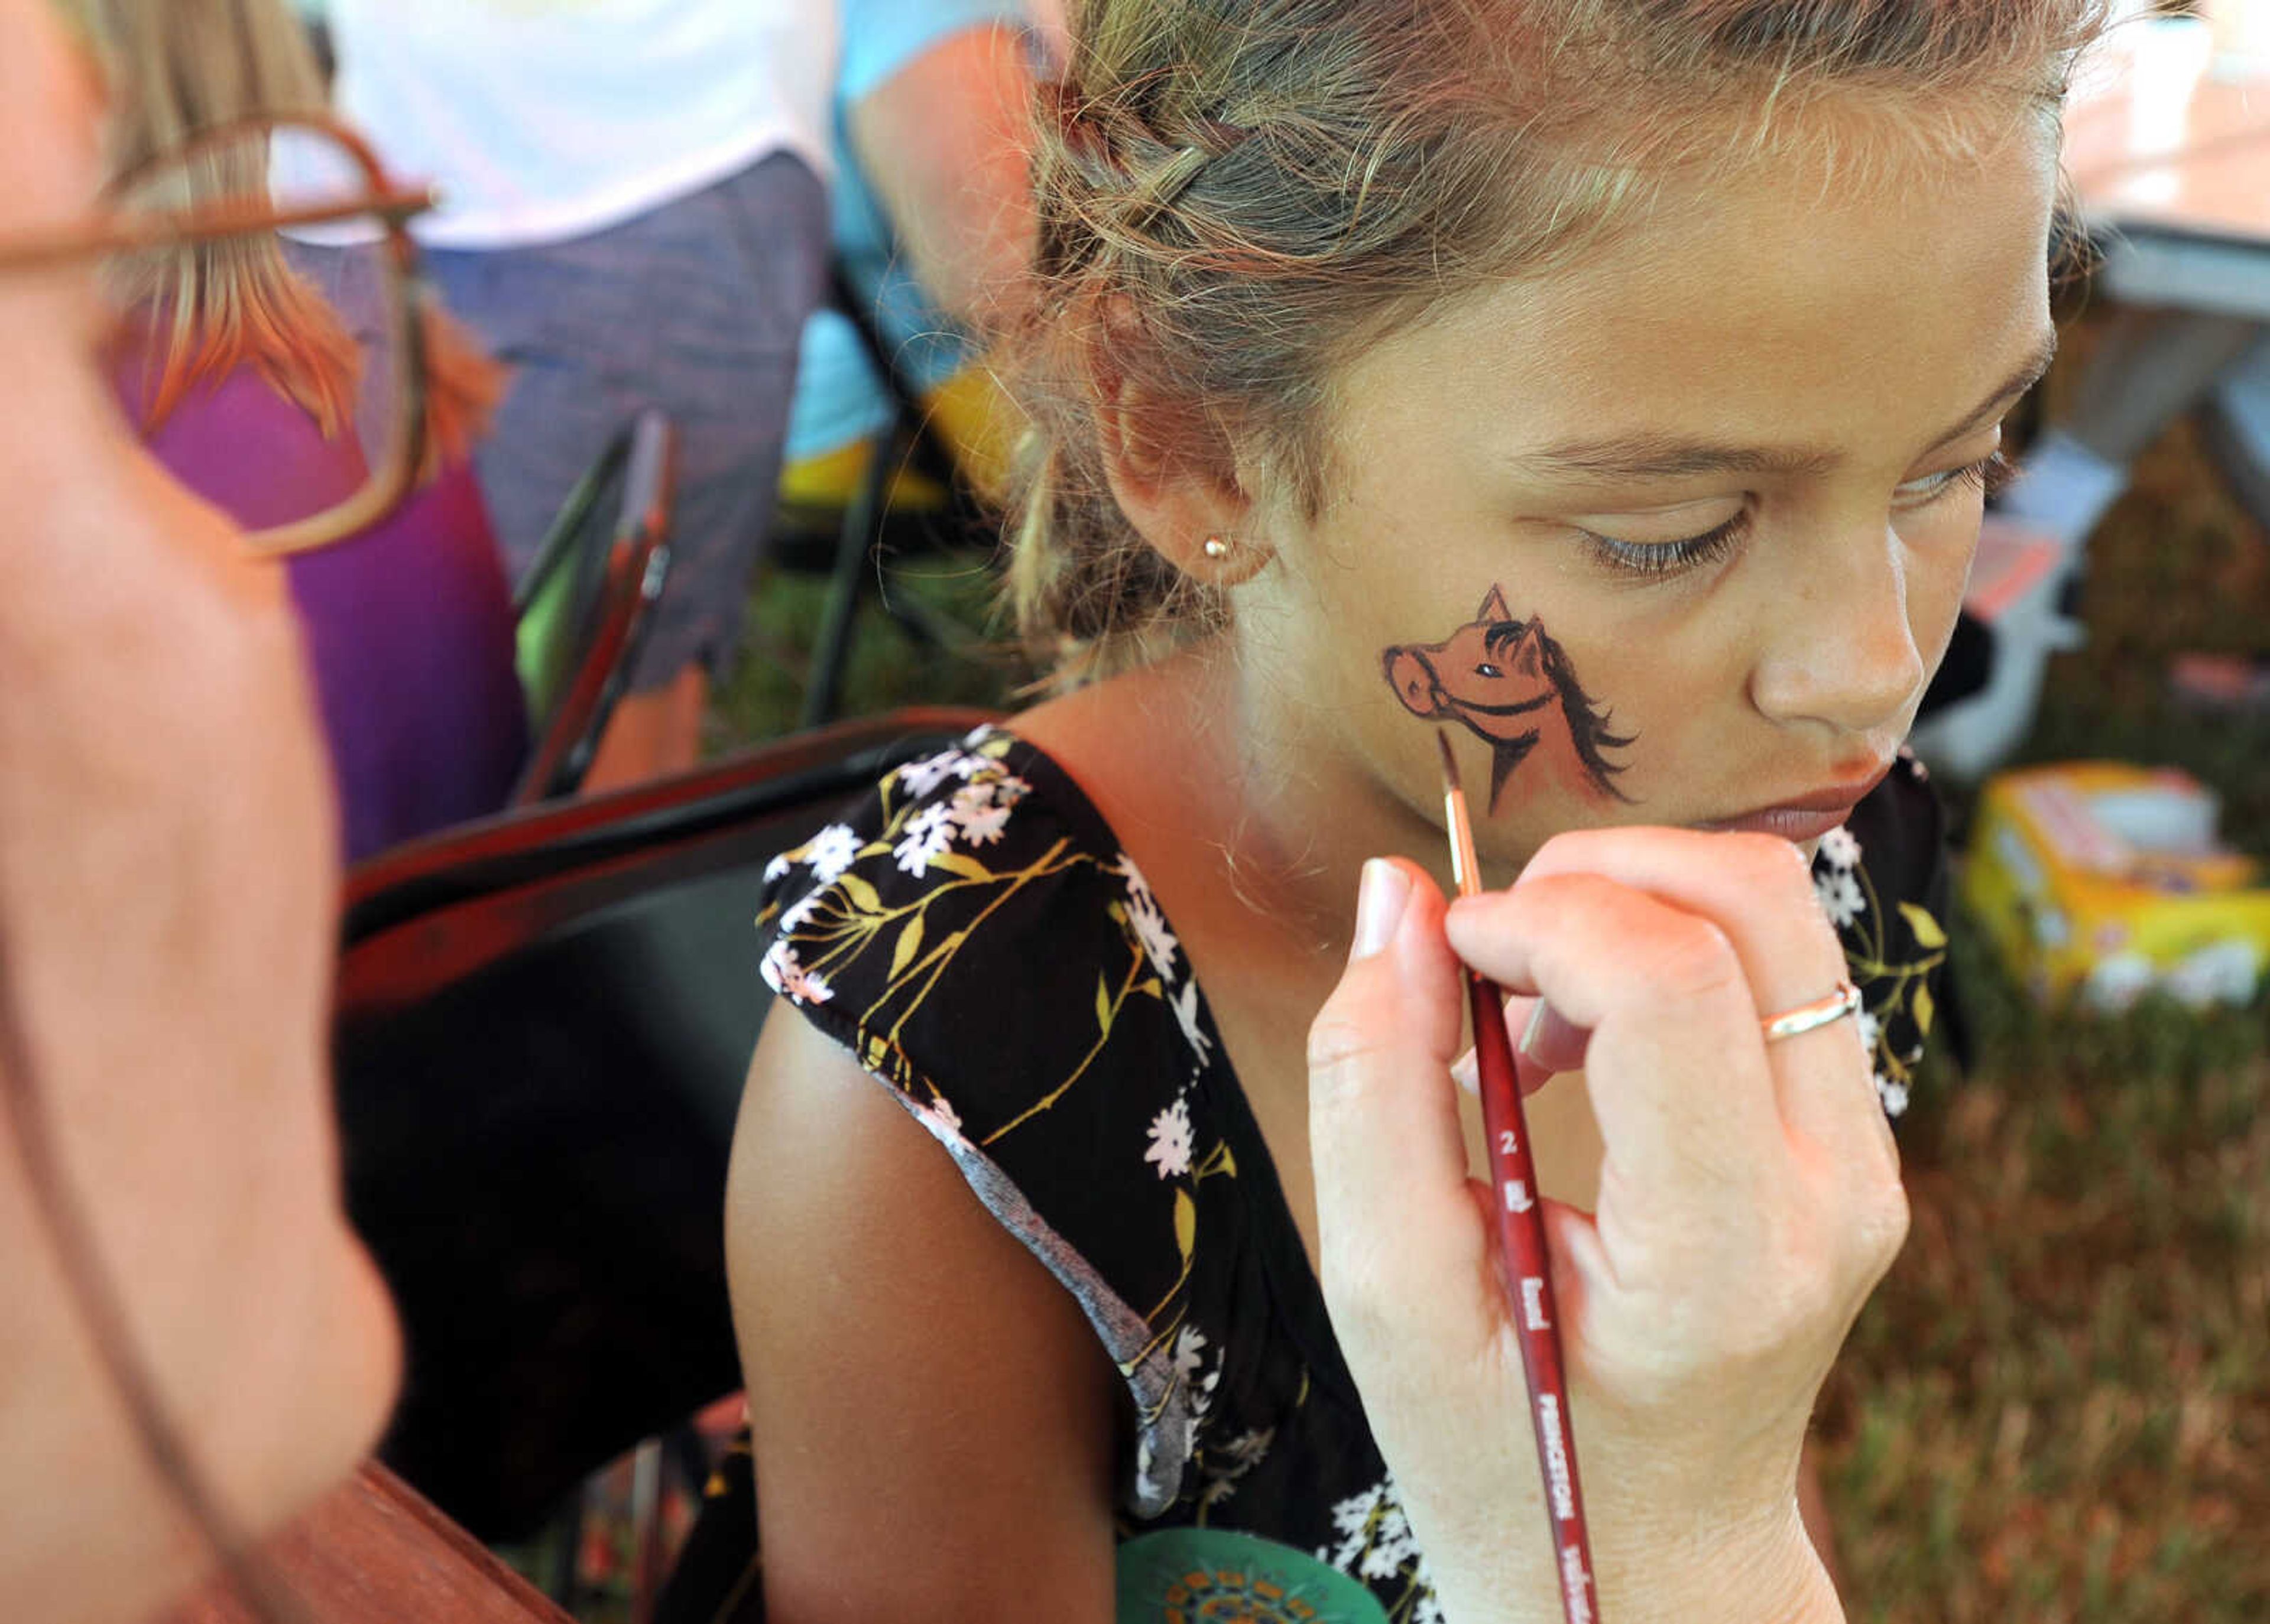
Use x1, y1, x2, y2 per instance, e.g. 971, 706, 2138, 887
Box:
1819, 825, 1863, 871
758, 938, 790, 994
1172, 1324, 1209, 1383
1212, 1428, 1273, 1474
763, 853, 792, 882
1165, 1322, 1224, 1472
1856, 1008, 1882, 1057
893, 803, 955, 875
911, 1092, 968, 1149
1196, 1476, 1240, 1511
1320, 1475, 1439, 1609
776, 890, 821, 936
1195, 1421, 1276, 1512
1118, 856, 1181, 983
1169, 980, 1215, 1066
760, 940, 832, 1006
1145, 1098, 1195, 1180
1133, 1434, 1163, 1508
894, 749, 977, 800
989, 772, 1033, 807
1877, 1074, 1911, 1116
1358, 1500, 1417, 1580
1328, 1483, 1382, 1541
948, 782, 1013, 847
1815, 868, 1867, 928
807, 823, 862, 884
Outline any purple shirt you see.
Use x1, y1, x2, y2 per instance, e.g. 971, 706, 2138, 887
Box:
117, 349, 530, 862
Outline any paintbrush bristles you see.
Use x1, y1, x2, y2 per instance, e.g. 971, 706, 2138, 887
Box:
1435, 729, 1484, 899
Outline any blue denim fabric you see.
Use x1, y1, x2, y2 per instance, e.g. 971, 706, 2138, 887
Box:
424, 151, 827, 690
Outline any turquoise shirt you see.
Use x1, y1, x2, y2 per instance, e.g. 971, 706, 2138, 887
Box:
784, 0, 1025, 462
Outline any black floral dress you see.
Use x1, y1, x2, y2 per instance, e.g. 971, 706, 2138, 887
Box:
717, 725, 1946, 1624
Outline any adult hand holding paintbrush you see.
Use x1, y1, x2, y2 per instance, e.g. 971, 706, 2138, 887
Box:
1308, 811, 1903, 1623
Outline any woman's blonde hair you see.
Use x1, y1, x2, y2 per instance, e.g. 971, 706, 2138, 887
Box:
1007, 0, 2109, 684
76, 0, 500, 473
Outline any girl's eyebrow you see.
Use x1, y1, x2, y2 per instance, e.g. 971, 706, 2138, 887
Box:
1929, 328, 2061, 448
1506, 329, 2061, 484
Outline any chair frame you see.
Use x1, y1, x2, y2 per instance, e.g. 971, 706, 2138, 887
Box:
346, 706, 1001, 944
511, 408, 679, 805
332, 706, 1002, 1545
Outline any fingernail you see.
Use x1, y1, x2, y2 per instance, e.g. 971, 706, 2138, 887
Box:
1518, 999, 1552, 1061
1350, 859, 1413, 962
1450, 1050, 1478, 1094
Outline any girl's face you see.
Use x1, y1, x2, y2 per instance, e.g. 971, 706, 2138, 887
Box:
1240, 113, 2063, 869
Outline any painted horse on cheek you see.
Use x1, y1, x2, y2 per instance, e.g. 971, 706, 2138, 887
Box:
1382, 586, 1637, 811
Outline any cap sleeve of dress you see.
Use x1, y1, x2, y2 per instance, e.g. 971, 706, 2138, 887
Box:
755, 726, 1228, 1515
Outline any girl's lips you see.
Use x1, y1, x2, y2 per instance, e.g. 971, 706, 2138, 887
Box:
1694, 804, 1858, 845
1693, 763, 1895, 845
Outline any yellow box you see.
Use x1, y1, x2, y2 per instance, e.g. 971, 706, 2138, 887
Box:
1963, 761, 2270, 1010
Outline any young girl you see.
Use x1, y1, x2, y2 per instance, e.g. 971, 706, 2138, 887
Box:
728, 1, 2102, 1617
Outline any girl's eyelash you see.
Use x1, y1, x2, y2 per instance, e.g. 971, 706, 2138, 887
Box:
1581, 511, 1750, 578
1908, 449, 2016, 503
1580, 450, 2019, 580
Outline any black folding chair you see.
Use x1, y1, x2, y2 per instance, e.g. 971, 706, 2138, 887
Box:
771, 268, 990, 730
513, 408, 677, 805
333, 706, 998, 1546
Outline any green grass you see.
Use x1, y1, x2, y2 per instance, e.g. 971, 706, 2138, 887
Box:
702, 330, 2270, 1619
1821, 919, 2270, 1621
706, 534, 1027, 749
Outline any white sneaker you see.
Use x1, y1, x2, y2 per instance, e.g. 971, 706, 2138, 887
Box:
1910, 518, 2086, 781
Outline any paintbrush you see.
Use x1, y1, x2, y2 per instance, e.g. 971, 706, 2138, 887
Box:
1435, 728, 1598, 1624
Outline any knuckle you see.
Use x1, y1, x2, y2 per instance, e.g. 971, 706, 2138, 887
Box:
1727, 829, 1822, 899
1743, 1267, 1850, 1371
1781, 1245, 1846, 1337
1523, 829, 1594, 874
1854, 1173, 1912, 1277
1645, 917, 1744, 1004
1305, 1004, 1384, 1090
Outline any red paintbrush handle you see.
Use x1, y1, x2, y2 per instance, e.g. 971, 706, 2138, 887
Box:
1468, 971, 1598, 1624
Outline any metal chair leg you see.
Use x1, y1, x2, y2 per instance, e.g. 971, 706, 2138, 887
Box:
799, 424, 899, 730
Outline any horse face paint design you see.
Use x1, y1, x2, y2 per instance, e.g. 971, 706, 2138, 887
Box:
1382, 587, 1636, 810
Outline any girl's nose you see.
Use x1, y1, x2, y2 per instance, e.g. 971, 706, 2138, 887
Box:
1747, 519, 1929, 739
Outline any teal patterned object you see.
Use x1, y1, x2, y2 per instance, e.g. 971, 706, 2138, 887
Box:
1116, 1528, 1392, 1623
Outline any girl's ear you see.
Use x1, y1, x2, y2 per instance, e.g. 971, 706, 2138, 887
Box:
1089, 300, 1270, 586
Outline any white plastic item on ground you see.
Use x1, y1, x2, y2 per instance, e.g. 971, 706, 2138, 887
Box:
1909, 517, 2085, 782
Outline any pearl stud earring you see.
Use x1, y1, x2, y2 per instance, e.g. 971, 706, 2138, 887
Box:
1203, 536, 1232, 561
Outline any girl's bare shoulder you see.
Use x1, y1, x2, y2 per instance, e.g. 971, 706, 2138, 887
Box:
1010, 649, 1237, 838
726, 1012, 1122, 1619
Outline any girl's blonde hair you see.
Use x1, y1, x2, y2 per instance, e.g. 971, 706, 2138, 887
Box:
77, 0, 501, 474
1007, 0, 2109, 684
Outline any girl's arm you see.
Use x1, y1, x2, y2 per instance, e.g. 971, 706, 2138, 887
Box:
848, 22, 1037, 338
727, 1007, 1123, 1622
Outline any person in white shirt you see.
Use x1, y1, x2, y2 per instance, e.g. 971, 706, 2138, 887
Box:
320, 0, 841, 784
